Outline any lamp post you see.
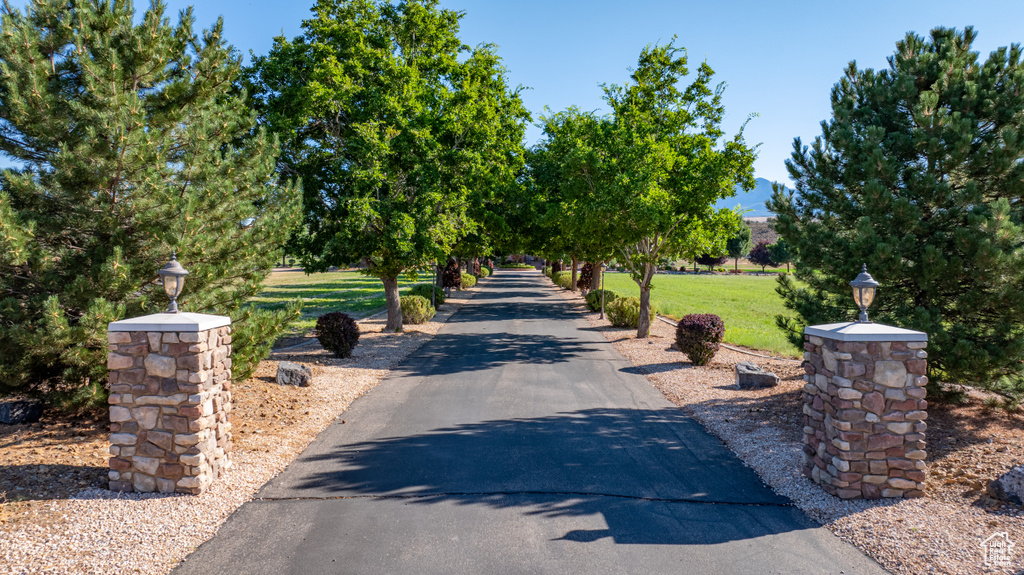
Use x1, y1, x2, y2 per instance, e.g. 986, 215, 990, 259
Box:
849, 263, 879, 323
600, 262, 608, 320
158, 252, 189, 313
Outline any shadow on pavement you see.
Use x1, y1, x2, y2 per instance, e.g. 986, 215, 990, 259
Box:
275, 407, 811, 546
398, 332, 599, 376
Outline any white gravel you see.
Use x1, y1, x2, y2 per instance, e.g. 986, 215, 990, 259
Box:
0, 287, 479, 575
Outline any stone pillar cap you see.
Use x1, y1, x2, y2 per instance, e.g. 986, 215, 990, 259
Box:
804, 321, 927, 342
109, 312, 231, 332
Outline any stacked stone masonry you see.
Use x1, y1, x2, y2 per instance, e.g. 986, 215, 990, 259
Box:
802, 335, 927, 499
106, 326, 232, 494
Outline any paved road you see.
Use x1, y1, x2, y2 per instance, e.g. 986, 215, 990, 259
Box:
175, 270, 887, 575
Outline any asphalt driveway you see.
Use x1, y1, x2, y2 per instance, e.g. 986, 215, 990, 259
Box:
174, 269, 887, 575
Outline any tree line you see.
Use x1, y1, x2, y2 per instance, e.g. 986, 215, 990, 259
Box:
1, 1, 1021, 409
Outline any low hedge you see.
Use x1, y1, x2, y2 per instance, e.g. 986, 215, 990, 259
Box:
675, 314, 725, 366
606, 296, 655, 328
478, 267, 491, 278
584, 289, 618, 312
461, 272, 477, 288
400, 295, 436, 324
498, 263, 532, 269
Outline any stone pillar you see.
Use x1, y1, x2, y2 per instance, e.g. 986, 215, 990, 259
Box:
801, 321, 928, 499
106, 312, 233, 494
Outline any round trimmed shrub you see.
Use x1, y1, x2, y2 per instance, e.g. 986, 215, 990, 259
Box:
553, 271, 572, 289
584, 289, 618, 312
461, 272, 477, 288
400, 295, 436, 324
675, 313, 725, 366
409, 283, 445, 306
478, 266, 491, 278
315, 312, 360, 358
606, 297, 655, 328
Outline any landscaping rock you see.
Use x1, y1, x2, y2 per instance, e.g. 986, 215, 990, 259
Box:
0, 399, 44, 424
277, 361, 313, 387
988, 465, 1024, 505
735, 361, 779, 389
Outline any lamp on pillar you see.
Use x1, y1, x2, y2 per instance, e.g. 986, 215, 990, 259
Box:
158, 252, 189, 313
849, 264, 879, 323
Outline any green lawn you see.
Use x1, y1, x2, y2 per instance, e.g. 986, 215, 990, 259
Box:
599, 272, 800, 357
254, 270, 424, 334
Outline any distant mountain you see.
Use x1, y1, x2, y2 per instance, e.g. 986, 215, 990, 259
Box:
716, 177, 790, 218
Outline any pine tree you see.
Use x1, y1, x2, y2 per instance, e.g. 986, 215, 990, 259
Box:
0, 0, 300, 410
770, 27, 1024, 399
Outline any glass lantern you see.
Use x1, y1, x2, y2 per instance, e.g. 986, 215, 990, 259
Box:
158, 252, 190, 313
849, 264, 879, 323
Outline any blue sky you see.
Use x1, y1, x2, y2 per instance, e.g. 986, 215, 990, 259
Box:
23, 1, 1024, 184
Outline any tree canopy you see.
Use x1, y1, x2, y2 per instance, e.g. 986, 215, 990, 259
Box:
246, 0, 529, 331
527, 40, 755, 336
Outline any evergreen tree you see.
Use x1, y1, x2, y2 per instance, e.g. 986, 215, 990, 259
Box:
0, 0, 300, 410
726, 223, 751, 271
246, 0, 529, 332
770, 27, 1024, 399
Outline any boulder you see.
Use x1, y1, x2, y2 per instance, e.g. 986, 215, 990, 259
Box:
988, 465, 1024, 505
0, 399, 44, 424
735, 361, 780, 389
277, 361, 313, 387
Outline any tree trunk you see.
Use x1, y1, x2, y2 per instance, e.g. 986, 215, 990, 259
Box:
382, 275, 403, 333
637, 262, 654, 338
435, 262, 444, 288
734, 257, 738, 272
590, 260, 602, 290
570, 256, 578, 292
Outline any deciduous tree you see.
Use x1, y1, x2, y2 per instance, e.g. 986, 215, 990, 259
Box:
726, 224, 752, 271
602, 40, 756, 336
747, 241, 775, 272
246, 0, 529, 332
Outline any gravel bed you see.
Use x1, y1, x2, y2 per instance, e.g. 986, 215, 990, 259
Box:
554, 285, 1023, 575
0, 287, 480, 575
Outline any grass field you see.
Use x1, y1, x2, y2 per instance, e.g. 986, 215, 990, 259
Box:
599, 272, 800, 357
254, 270, 424, 334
